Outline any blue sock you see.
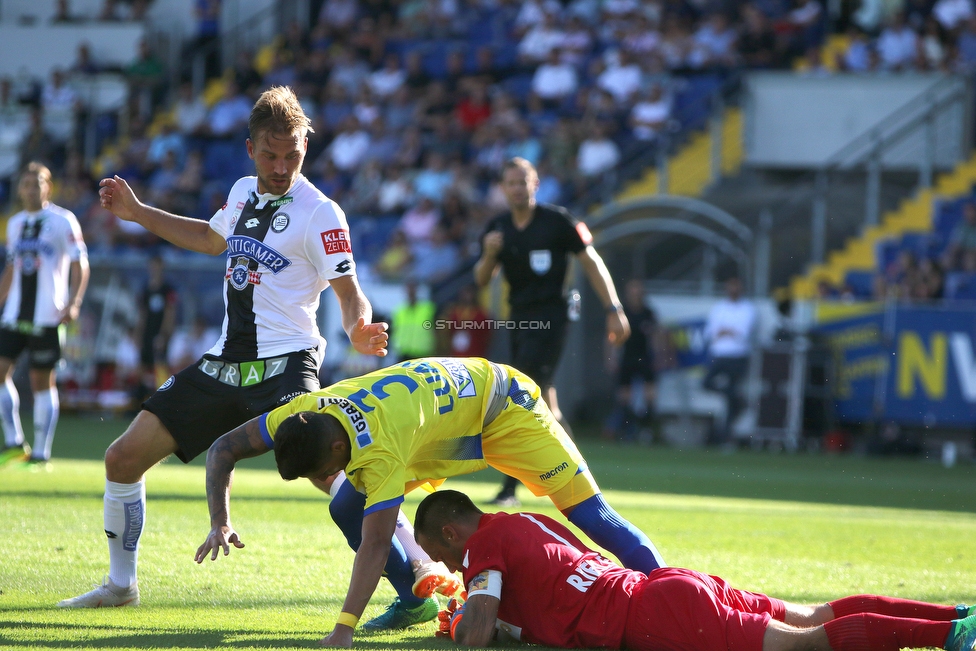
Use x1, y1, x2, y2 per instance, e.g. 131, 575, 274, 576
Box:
567, 493, 666, 574
328, 479, 424, 608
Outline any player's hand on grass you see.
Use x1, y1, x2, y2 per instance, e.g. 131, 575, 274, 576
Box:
350, 317, 389, 357
98, 176, 142, 222
436, 596, 466, 640
194, 525, 245, 563
318, 626, 353, 648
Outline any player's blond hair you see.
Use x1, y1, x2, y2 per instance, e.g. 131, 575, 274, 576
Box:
23, 161, 52, 186
248, 86, 314, 142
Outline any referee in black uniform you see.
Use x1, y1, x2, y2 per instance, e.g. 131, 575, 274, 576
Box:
474, 157, 630, 506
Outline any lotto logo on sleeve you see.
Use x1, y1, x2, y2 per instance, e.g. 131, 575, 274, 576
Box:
321, 229, 352, 254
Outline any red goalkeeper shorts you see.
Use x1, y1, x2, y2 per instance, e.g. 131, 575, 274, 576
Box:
623, 567, 786, 651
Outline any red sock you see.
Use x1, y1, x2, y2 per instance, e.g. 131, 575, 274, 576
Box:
824, 613, 951, 651
830, 595, 959, 621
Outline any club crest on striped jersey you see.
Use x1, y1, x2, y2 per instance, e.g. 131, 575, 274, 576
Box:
271, 212, 290, 233
225, 235, 291, 274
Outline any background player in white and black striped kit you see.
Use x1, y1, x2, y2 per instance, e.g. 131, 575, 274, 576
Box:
57, 87, 455, 621
0, 162, 90, 469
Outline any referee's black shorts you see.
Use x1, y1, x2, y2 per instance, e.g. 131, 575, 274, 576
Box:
510, 303, 568, 388
143, 348, 320, 463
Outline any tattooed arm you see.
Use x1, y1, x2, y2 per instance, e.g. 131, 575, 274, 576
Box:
194, 418, 270, 563
452, 594, 501, 647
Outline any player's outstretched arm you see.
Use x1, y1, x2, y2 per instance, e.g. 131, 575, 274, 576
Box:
319, 505, 400, 648
331, 275, 389, 357
452, 594, 500, 647
195, 418, 270, 563
99, 175, 227, 255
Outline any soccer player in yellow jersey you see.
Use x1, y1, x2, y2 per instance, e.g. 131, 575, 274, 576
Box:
195, 357, 665, 647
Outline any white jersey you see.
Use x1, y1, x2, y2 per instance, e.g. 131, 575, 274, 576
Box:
2, 203, 87, 328
206, 174, 356, 363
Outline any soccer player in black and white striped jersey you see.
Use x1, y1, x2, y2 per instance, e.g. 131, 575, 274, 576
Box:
57, 87, 456, 622
0, 162, 89, 470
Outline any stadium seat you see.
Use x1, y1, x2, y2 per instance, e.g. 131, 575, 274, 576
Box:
843, 270, 875, 299
945, 272, 976, 301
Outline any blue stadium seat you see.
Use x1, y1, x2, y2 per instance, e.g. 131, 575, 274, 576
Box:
348, 214, 400, 264
876, 239, 900, 273
502, 73, 535, 102
945, 272, 976, 301
900, 232, 943, 261
843, 270, 875, 299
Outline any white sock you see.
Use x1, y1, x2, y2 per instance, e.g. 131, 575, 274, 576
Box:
395, 510, 431, 565
32, 387, 59, 461
328, 470, 346, 497
105, 479, 145, 588
0, 379, 24, 448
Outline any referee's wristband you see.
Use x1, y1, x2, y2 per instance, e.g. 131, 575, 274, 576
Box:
336, 612, 359, 629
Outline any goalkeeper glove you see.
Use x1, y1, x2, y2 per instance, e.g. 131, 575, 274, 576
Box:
436, 596, 466, 640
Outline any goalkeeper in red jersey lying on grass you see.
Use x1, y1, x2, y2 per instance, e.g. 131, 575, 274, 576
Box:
414, 489, 976, 651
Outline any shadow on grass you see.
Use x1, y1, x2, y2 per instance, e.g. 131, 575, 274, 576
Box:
0, 619, 458, 650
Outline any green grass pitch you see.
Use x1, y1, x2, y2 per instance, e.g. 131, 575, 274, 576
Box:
1, 415, 975, 650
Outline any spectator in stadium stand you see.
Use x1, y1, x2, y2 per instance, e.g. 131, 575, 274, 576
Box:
0, 162, 90, 471
839, 24, 873, 71
942, 201, 976, 271
919, 17, 948, 70
375, 229, 414, 281
195, 358, 665, 647
455, 82, 492, 133
399, 196, 441, 245
413, 151, 455, 203
203, 79, 251, 139
367, 53, 407, 100
56, 88, 460, 629
20, 109, 61, 175
933, 0, 974, 31
126, 40, 165, 120
739, 4, 781, 69
384, 86, 419, 132
629, 84, 671, 142
391, 281, 437, 361
877, 12, 920, 70
410, 223, 461, 286
413, 489, 976, 651
691, 12, 740, 69
474, 157, 630, 507
596, 49, 643, 106
702, 276, 756, 447
505, 120, 543, 168
576, 121, 621, 180
173, 81, 208, 138
318, 0, 360, 35
377, 164, 414, 213
133, 255, 177, 401
518, 11, 568, 65
532, 48, 580, 108
322, 116, 370, 174
954, 16, 976, 70
438, 283, 492, 357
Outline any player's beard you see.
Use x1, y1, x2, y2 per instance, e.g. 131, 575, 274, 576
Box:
260, 171, 296, 195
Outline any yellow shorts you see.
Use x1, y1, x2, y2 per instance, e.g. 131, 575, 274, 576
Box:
482, 366, 599, 511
